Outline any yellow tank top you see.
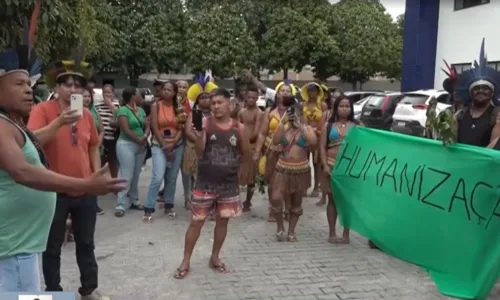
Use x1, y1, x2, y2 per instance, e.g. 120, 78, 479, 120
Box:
303, 105, 322, 121
268, 115, 280, 133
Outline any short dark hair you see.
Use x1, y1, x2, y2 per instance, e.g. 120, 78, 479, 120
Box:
122, 87, 137, 104
246, 85, 259, 94
56, 73, 87, 87
211, 88, 231, 99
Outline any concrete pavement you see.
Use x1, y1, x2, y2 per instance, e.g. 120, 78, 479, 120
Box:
58, 165, 500, 300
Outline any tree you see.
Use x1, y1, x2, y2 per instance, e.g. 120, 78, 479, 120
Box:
108, 0, 185, 85
184, 6, 257, 78
330, 0, 400, 89
0, 0, 117, 64
260, 7, 318, 79
396, 13, 405, 37
309, 5, 341, 81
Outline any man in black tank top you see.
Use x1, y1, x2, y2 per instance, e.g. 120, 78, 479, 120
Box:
454, 39, 500, 147
174, 88, 251, 279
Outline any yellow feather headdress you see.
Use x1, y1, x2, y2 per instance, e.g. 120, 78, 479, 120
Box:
187, 70, 218, 102
300, 82, 325, 103
44, 44, 93, 88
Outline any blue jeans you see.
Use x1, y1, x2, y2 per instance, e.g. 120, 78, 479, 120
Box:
145, 143, 184, 212
0, 253, 41, 292
115, 139, 147, 211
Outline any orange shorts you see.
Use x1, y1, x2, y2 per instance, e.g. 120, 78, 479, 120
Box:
190, 185, 242, 221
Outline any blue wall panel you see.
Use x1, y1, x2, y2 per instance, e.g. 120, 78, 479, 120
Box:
401, 0, 440, 92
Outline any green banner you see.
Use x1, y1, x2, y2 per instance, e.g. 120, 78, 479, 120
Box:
331, 127, 500, 300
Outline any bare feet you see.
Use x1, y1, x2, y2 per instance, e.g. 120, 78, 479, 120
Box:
309, 189, 320, 198
276, 230, 285, 242
368, 240, 379, 249
209, 258, 230, 274
328, 236, 337, 244
316, 195, 327, 206
242, 201, 251, 212
333, 237, 350, 244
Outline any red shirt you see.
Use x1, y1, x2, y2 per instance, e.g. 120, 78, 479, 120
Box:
27, 100, 99, 196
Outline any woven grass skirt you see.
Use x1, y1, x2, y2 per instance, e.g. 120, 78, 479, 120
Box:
182, 140, 198, 175
239, 144, 257, 185
259, 136, 281, 184
272, 157, 311, 195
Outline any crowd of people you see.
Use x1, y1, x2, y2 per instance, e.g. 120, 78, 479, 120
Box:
2, 4, 500, 300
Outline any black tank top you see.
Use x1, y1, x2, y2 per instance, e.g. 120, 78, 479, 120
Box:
197, 117, 241, 189
457, 105, 494, 147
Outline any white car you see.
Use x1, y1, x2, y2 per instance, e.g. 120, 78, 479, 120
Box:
353, 97, 370, 120
257, 96, 267, 110
390, 89, 450, 136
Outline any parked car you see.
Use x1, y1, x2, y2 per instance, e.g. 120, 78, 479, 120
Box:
390, 90, 450, 136
353, 97, 370, 120
344, 91, 380, 104
360, 92, 403, 130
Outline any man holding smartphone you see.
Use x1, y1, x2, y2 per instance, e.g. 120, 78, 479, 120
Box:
174, 88, 251, 279
27, 59, 111, 300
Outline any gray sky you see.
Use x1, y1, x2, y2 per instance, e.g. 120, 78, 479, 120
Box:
330, 0, 406, 18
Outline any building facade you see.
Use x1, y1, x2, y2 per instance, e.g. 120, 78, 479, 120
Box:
402, 0, 499, 92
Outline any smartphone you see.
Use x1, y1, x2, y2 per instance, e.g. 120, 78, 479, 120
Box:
70, 94, 83, 116
163, 129, 172, 137
192, 109, 203, 131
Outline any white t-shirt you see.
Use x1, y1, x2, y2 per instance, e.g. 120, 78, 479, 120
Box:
265, 88, 276, 102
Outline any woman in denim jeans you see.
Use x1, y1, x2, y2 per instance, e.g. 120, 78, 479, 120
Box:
144, 81, 184, 221
115, 87, 149, 217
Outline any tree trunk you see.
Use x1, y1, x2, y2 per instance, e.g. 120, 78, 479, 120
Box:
283, 68, 288, 80
351, 81, 357, 90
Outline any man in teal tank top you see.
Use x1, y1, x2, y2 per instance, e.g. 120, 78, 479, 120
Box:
0, 13, 126, 293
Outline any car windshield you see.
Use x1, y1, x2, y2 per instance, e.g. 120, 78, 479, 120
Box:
399, 94, 428, 105
365, 95, 386, 108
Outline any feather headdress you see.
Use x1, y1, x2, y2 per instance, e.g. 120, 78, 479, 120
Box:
275, 79, 297, 97
0, 0, 43, 87
441, 60, 459, 94
300, 82, 324, 103
44, 41, 93, 88
187, 70, 218, 102
456, 39, 500, 105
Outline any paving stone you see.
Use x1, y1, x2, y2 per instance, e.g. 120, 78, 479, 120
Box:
53, 162, 500, 299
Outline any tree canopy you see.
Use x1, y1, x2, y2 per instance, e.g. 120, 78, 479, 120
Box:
0, 0, 404, 84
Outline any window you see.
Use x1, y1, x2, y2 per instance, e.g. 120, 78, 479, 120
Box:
436, 94, 451, 104
399, 94, 428, 105
455, 0, 489, 10
365, 95, 386, 108
452, 61, 500, 73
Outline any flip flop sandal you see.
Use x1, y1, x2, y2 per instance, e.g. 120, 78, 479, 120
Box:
287, 234, 297, 242
209, 262, 230, 274
130, 204, 143, 210
114, 210, 125, 217
142, 215, 153, 222
174, 268, 190, 279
